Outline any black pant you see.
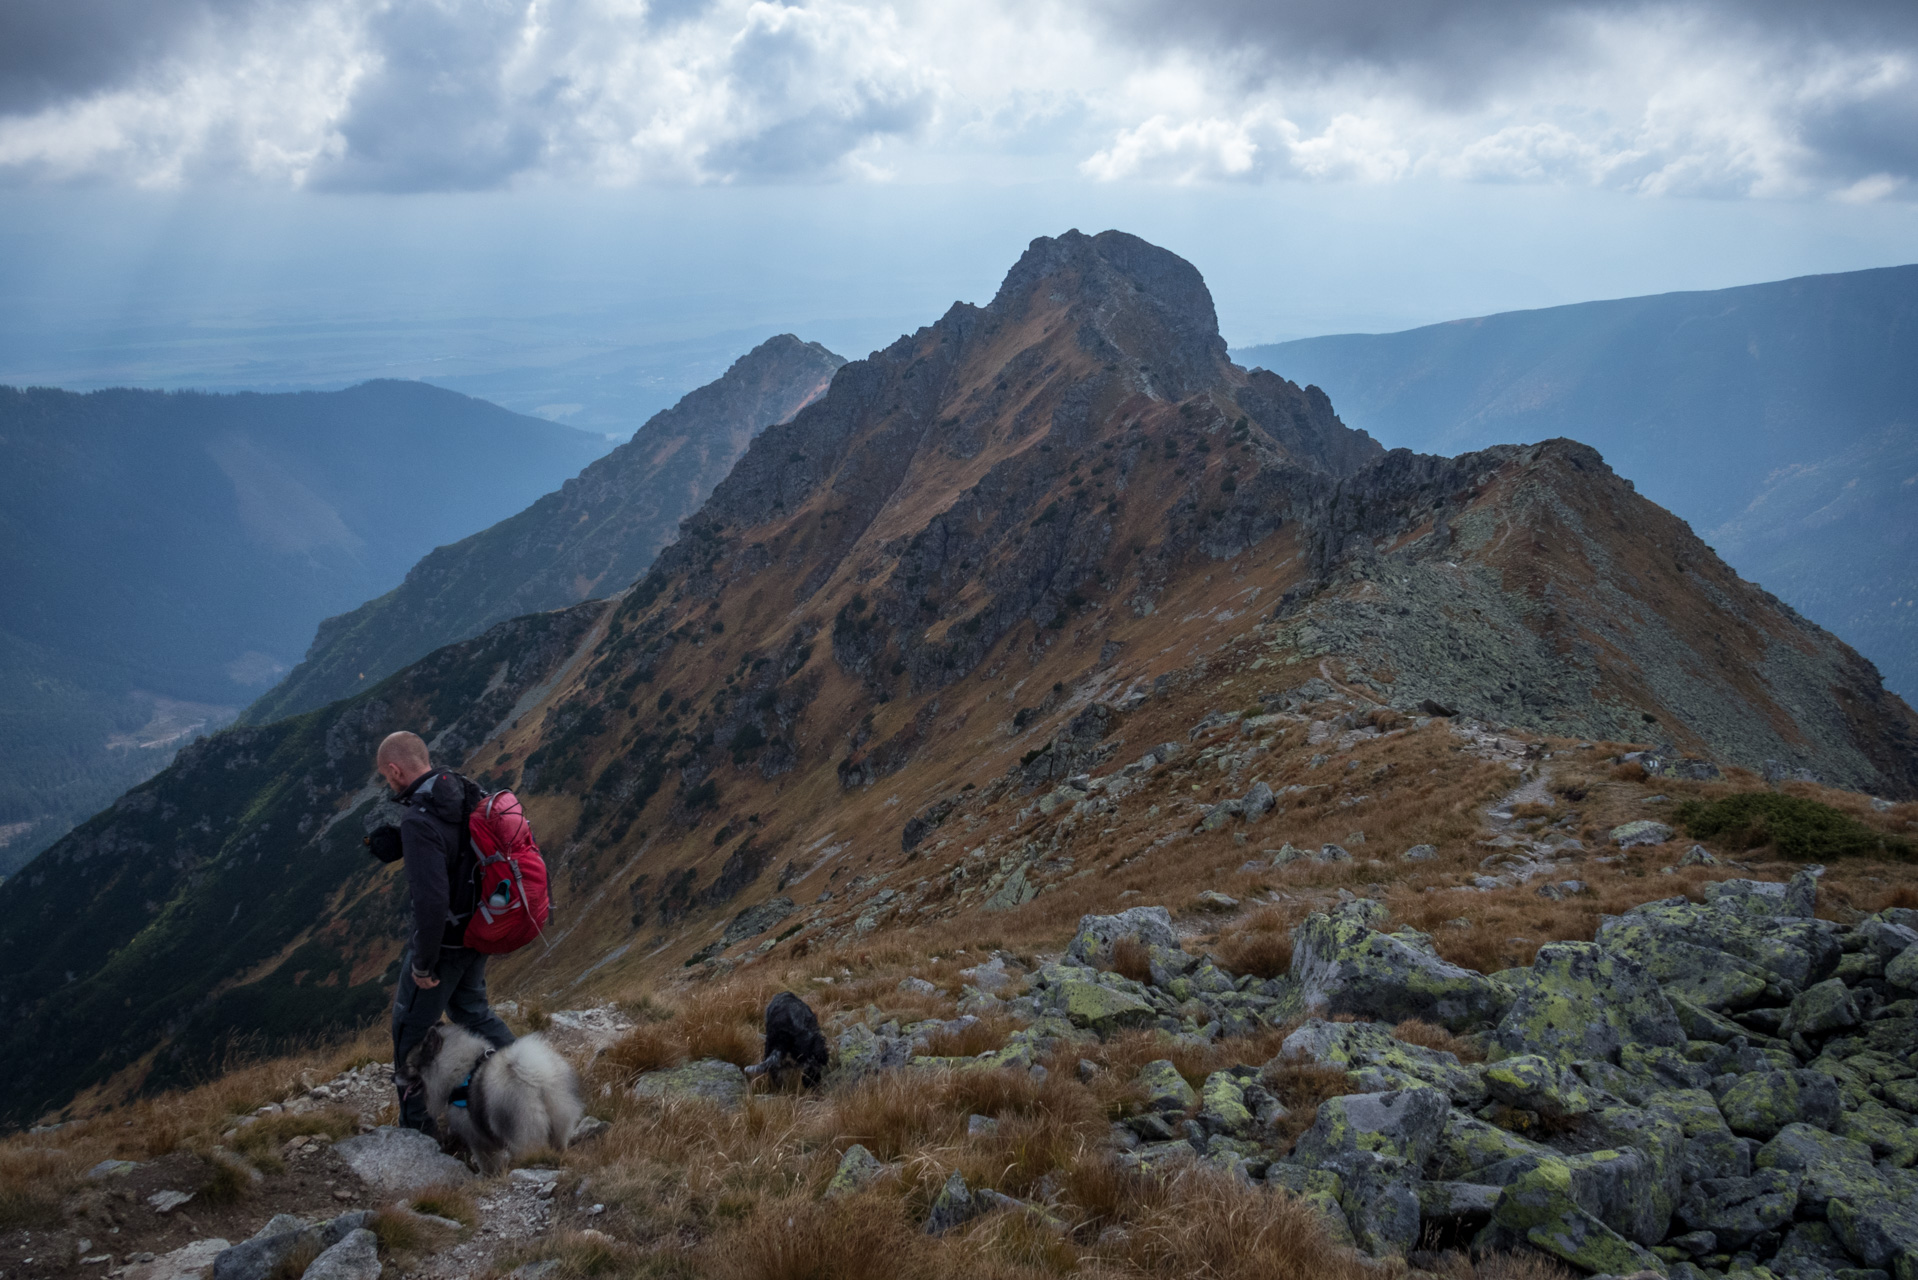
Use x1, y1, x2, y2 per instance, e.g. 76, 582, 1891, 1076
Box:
391, 945, 515, 1132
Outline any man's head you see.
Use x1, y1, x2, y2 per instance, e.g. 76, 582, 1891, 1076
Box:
375, 731, 433, 794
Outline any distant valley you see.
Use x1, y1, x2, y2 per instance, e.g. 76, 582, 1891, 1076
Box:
0, 381, 613, 873
1237, 264, 1918, 703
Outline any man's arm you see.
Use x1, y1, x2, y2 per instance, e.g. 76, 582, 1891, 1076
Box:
400, 806, 454, 979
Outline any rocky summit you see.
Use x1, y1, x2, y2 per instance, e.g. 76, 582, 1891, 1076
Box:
3, 228, 1917, 1279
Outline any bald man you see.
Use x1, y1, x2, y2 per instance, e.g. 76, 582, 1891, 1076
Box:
375, 730, 515, 1136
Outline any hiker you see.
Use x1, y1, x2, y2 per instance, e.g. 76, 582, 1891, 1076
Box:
371, 730, 516, 1136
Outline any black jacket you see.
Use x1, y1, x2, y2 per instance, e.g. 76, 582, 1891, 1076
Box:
394, 770, 480, 970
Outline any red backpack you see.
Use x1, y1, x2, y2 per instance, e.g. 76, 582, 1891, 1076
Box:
463, 789, 551, 954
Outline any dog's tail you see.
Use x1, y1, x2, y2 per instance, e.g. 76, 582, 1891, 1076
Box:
502, 1034, 585, 1149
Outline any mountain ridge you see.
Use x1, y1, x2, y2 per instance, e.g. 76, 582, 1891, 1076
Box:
1235, 263, 1918, 701
2, 229, 1912, 1127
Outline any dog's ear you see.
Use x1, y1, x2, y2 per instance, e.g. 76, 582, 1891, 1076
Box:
418, 1026, 446, 1063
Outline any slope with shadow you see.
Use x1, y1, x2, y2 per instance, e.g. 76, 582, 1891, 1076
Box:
1237, 265, 1918, 701
5, 230, 1914, 1128
243, 336, 844, 725
0, 380, 611, 874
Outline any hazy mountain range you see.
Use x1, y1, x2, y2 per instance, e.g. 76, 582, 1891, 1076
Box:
244, 336, 843, 725
1237, 263, 1918, 703
0, 381, 612, 873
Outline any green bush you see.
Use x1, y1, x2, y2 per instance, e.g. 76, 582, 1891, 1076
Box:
1675, 792, 1909, 861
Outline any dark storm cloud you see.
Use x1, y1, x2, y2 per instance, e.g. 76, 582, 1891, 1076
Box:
1101, 0, 1918, 181
0, 0, 260, 113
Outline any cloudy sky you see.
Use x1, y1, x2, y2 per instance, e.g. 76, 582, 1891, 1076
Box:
2, 0, 1916, 416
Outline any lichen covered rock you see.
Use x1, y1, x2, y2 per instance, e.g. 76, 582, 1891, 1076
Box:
1491, 941, 1684, 1066
1291, 903, 1507, 1032
1718, 1070, 1842, 1139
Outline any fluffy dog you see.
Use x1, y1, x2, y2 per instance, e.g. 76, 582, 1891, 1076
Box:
402, 1025, 583, 1173
743, 991, 829, 1088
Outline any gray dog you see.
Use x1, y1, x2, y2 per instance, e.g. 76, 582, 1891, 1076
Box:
401, 1024, 584, 1173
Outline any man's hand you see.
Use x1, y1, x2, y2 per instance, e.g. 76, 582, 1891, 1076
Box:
412, 968, 440, 989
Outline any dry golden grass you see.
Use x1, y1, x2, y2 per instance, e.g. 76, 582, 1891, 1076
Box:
921, 1015, 1015, 1059
1087, 1163, 1371, 1280
412, 1184, 480, 1226
0, 1143, 83, 1229
229, 1106, 358, 1167
1213, 904, 1302, 980
1393, 1019, 1484, 1063
1108, 936, 1154, 984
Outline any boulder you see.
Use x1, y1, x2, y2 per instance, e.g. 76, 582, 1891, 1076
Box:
1598, 895, 1842, 1001
1755, 1123, 1879, 1213
1278, 1018, 1485, 1105
722, 896, 796, 946
924, 1171, 978, 1234
1292, 1087, 1449, 1168
835, 1024, 912, 1080
124, 1238, 233, 1280
301, 1229, 380, 1280
1677, 845, 1719, 867
1482, 1054, 1598, 1119
331, 1127, 471, 1195
1610, 821, 1672, 847
1425, 1111, 1558, 1184
1053, 980, 1155, 1034
1242, 781, 1275, 820
1772, 1222, 1871, 1280
1675, 1170, 1800, 1249
1197, 1072, 1255, 1138
1826, 1175, 1918, 1270
1136, 1060, 1197, 1113
1330, 1149, 1421, 1256
1066, 906, 1180, 967
1717, 1070, 1841, 1138
1291, 903, 1506, 1032
632, 1059, 749, 1111
1888, 941, 1918, 991
1783, 977, 1862, 1038
1401, 844, 1439, 862
1491, 942, 1684, 1066
1482, 1158, 1667, 1276
827, 1144, 884, 1196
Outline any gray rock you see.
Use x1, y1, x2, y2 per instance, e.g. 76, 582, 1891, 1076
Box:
1316, 843, 1353, 863
1417, 1181, 1501, 1219
1330, 1149, 1421, 1256
897, 976, 937, 996
508, 1264, 562, 1280
85, 1158, 140, 1180
632, 1058, 750, 1110
1066, 906, 1180, 967
722, 895, 796, 946
1293, 1087, 1450, 1169
1827, 1175, 1918, 1270
1717, 1070, 1842, 1138
827, 1144, 884, 1195
1242, 781, 1275, 820
1492, 941, 1684, 1067
1858, 918, 1918, 964
1784, 977, 1861, 1038
1610, 821, 1672, 848
924, 1171, 977, 1234
1754, 1123, 1877, 1213
1136, 1059, 1198, 1113
1277, 1018, 1485, 1106
1676, 1170, 1799, 1249
332, 1126, 471, 1195
147, 1190, 195, 1213
1887, 941, 1918, 991
1677, 845, 1719, 867
213, 1219, 314, 1280
301, 1228, 380, 1280
1772, 1221, 1872, 1280
1681, 1129, 1752, 1185
1401, 844, 1439, 862
835, 1023, 912, 1080
1291, 902, 1506, 1032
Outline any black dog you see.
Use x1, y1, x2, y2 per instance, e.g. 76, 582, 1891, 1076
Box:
743, 992, 828, 1087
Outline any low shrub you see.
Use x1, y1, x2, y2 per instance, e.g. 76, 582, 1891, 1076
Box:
1675, 792, 1909, 860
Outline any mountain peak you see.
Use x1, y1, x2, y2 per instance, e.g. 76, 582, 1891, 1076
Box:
989, 229, 1228, 403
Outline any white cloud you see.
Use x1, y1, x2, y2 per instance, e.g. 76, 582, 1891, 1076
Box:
0, 0, 1911, 197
